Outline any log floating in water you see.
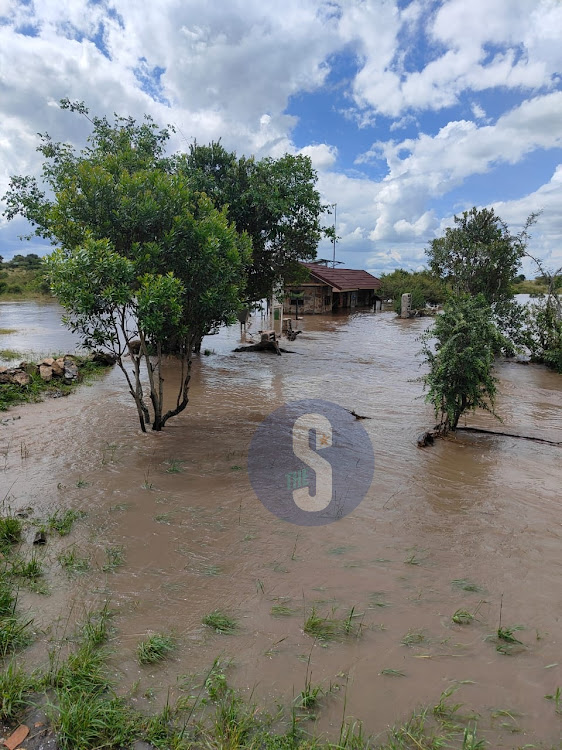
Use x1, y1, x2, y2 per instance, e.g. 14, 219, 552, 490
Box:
233, 341, 299, 355
457, 426, 561, 445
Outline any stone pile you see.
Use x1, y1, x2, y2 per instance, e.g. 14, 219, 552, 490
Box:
0, 355, 80, 387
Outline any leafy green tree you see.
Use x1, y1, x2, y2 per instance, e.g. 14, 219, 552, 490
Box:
421, 294, 507, 433
4, 101, 250, 431
523, 253, 562, 372
427, 207, 538, 304
180, 141, 328, 302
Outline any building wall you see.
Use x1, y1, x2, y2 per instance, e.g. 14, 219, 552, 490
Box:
284, 284, 332, 314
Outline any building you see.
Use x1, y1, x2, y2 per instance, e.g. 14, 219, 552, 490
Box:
283, 262, 382, 315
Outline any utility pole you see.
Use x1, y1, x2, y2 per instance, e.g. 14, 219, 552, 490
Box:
332, 203, 337, 268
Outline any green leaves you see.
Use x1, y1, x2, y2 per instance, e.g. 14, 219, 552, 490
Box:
421, 294, 507, 431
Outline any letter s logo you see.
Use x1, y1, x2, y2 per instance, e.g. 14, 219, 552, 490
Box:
292, 413, 332, 512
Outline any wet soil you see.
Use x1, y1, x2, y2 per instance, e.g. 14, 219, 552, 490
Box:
1, 304, 561, 747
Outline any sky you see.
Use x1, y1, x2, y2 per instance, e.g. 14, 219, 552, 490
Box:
1, 0, 562, 278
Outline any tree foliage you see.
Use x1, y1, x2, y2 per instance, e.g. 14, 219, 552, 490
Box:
179, 141, 328, 302
426, 207, 538, 305
3, 101, 250, 431
421, 294, 507, 433
522, 252, 562, 372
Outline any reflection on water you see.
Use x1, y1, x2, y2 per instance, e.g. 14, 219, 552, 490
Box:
1, 301, 561, 747
0, 300, 83, 362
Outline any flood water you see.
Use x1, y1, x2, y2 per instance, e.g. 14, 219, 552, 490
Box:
1, 300, 561, 747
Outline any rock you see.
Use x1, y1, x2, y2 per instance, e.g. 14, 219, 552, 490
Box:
51, 360, 64, 377
11, 370, 31, 386
39, 364, 53, 382
63, 359, 79, 382
91, 350, 117, 366
0, 366, 8, 374
417, 431, 435, 448
0, 372, 13, 384
33, 531, 47, 545
39, 357, 55, 367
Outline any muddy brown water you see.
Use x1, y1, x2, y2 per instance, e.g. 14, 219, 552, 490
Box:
1, 301, 561, 747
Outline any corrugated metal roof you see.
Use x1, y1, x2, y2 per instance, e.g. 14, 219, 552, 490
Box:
301, 262, 382, 291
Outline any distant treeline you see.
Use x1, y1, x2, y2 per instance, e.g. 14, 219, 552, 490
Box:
378, 268, 555, 312
0, 253, 50, 297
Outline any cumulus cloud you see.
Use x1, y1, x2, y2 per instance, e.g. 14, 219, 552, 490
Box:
0, 0, 561, 274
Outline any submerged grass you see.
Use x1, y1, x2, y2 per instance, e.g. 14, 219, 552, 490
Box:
137, 632, 175, 664
303, 606, 363, 641
47, 508, 86, 535
203, 610, 239, 634
58, 546, 90, 575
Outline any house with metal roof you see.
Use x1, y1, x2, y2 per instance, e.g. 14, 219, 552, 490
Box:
283, 262, 382, 315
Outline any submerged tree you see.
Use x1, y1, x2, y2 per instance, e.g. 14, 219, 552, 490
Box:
3, 100, 250, 431
523, 252, 562, 372
180, 141, 329, 302
421, 294, 507, 433
427, 207, 539, 352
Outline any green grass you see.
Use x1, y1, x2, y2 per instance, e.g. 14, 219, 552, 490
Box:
0, 515, 22, 547
452, 609, 474, 625
0, 349, 21, 360
11, 552, 44, 581
137, 632, 175, 664
58, 546, 90, 574
380, 668, 406, 677
497, 625, 524, 644
303, 606, 363, 641
452, 578, 484, 593
102, 546, 125, 572
165, 459, 184, 473
271, 604, 298, 617
202, 610, 239, 634
401, 629, 427, 646
45, 508, 86, 536
0, 328, 18, 335
0, 661, 36, 721
0, 614, 33, 656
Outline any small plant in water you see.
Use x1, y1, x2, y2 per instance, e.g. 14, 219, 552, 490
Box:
0, 515, 22, 547
58, 546, 90, 575
165, 459, 183, 474
545, 686, 562, 714
452, 578, 484, 593
380, 668, 406, 677
137, 632, 175, 664
202, 610, 238, 634
401, 629, 427, 646
102, 547, 125, 572
47, 509, 86, 536
75, 476, 89, 488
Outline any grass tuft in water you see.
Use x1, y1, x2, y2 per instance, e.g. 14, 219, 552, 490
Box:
380, 668, 406, 677
0, 661, 36, 721
137, 632, 175, 664
165, 458, 184, 474
452, 578, 484, 593
203, 610, 238, 634
401, 629, 427, 647
102, 546, 125, 572
47, 508, 86, 536
58, 546, 90, 575
271, 604, 297, 618
0, 514, 22, 547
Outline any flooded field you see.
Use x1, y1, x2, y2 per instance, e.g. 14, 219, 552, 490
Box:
1, 300, 561, 747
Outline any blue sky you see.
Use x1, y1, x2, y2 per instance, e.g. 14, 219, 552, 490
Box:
1, 0, 562, 278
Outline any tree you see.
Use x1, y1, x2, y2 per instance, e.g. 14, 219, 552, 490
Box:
421, 294, 507, 433
180, 141, 328, 302
427, 207, 538, 304
3, 101, 250, 431
523, 252, 562, 372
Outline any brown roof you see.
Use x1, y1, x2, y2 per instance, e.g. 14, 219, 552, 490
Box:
301, 262, 382, 291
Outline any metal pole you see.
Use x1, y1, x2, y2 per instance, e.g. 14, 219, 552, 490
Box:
332, 203, 337, 268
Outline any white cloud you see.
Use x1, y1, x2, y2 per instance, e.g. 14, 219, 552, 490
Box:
299, 144, 338, 170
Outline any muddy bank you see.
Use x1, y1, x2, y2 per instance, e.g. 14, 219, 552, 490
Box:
1, 308, 561, 748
